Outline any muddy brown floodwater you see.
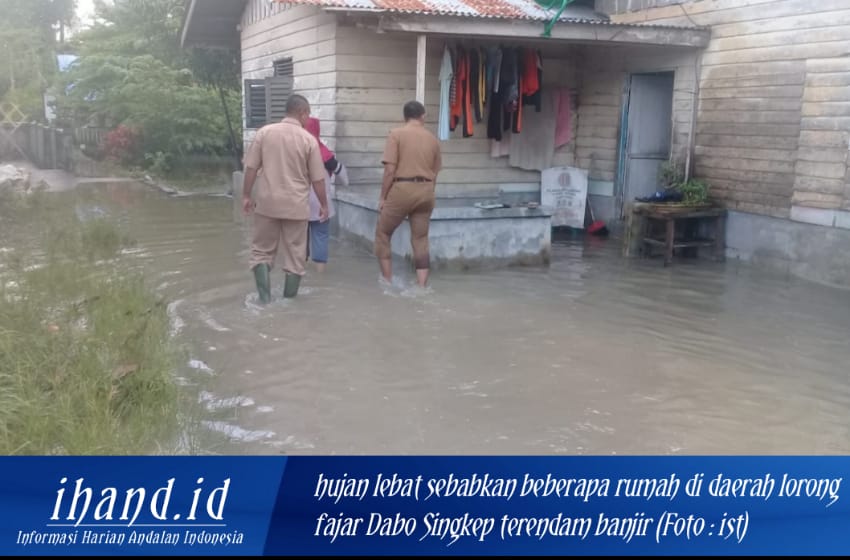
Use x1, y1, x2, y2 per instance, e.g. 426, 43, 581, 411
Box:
28, 182, 850, 455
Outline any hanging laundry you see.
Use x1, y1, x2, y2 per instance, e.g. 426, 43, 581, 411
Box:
487, 46, 503, 95
490, 131, 511, 158
522, 50, 543, 113
512, 65, 524, 134
462, 47, 474, 137
487, 86, 505, 141
438, 45, 454, 141
501, 47, 519, 135
502, 47, 520, 108
478, 47, 487, 113
479, 44, 551, 146
554, 87, 573, 148
450, 46, 464, 132
470, 48, 482, 124
449, 46, 458, 107
509, 89, 558, 172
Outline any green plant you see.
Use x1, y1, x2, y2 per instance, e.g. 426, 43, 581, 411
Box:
54, 0, 242, 167
659, 160, 684, 190
0, 201, 185, 455
656, 158, 711, 205
678, 178, 710, 205
145, 151, 173, 175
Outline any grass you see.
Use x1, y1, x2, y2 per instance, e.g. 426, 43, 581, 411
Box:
0, 190, 186, 455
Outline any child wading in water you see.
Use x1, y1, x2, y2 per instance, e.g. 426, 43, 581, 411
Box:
304, 117, 349, 272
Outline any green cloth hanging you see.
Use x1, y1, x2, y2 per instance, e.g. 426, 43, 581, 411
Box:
535, 0, 577, 37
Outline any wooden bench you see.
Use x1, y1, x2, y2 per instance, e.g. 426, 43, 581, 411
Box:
632, 204, 727, 266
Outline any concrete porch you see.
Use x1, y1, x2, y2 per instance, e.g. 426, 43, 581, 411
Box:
334, 188, 553, 270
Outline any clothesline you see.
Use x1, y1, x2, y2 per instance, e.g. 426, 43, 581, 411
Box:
437, 42, 575, 172
438, 43, 543, 141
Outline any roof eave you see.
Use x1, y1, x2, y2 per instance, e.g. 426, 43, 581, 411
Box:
377, 14, 711, 49
180, 0, 245, 50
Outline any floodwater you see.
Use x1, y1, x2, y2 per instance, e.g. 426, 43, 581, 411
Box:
18, 182, 850, 454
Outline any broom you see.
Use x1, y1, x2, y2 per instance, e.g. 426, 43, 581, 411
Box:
586, 196, 609, 236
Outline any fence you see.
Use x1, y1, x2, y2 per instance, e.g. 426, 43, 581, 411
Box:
0, 123, 75, 171
72, 126, 107, 150
2, 123, 242, 175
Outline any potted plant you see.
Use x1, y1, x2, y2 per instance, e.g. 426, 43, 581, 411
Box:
658, 158, 711, 207
677, 178, 710, 206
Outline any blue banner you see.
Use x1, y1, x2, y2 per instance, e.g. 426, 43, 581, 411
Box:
1, 456, 849, 556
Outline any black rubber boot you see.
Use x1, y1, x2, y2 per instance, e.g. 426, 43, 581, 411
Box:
283, 273, 301, 299
252, 263, 271, 304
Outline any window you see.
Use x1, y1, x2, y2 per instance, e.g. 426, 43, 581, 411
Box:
264, 75, 293, 123
244, 58, 295, 129
273, 57, 294, 77
244, 79, 267, 129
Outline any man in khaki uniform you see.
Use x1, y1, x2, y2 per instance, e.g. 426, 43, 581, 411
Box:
375, 101, 442, 288
242, 94, 328, 304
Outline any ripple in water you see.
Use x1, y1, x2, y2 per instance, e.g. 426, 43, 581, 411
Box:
55, 182, 850, 456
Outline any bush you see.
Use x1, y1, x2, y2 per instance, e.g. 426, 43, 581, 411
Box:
678, 178, 710, 205
658, 159, 711, 206
144, 151, 173, 175
103, 125, 143, 166
58, 54, 241, 167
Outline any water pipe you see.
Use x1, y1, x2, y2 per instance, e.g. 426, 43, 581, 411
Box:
535, 0, 577, 37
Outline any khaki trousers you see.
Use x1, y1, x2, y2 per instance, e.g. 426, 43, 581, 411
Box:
250, 213, 308, 276
374, 182, 435, 270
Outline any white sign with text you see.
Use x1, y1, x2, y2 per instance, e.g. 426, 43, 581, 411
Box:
541, 167, 588, 229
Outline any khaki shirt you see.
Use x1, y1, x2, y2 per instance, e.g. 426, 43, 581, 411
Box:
244, 117, 326, 220
381, 121, 442, 181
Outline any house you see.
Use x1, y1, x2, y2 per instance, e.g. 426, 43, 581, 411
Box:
593, 0, 850, 287
182, 0, 716, 269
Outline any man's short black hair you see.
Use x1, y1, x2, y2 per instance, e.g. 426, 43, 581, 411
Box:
286, 94, 310, 115
403, 100, 426, 121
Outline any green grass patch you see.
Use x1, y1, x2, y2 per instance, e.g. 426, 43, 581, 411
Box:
0, 191, 185, 455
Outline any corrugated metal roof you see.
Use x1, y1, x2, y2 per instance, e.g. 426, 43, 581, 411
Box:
274, 0, 705, 29
275, 0, 611, 23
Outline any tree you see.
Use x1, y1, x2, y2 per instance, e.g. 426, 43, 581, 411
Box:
60, 53, 241, 166
187, 49, 242, 168
58, 0, 243, 169
83, 0, 185, 66
0, 0, 77, 120
0, 0, 77, 45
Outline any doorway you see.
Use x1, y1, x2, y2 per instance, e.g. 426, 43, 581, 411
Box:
617, 72, 675, 217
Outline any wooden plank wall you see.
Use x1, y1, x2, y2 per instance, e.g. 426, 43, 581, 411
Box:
240, 2, 337, 146
602, 0, 850, 218
575, 45, 699, 196
333, 25, 581, 198
795, 57, 850, 212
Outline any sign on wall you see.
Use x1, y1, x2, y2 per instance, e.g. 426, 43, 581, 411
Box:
541, 166, 589, 229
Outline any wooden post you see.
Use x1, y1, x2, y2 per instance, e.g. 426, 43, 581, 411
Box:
664, 218, 675, 267
50, 127, 58, 169
37, 125, 46, 167
714, 214, 726, 262
416, 34, 427, 104
232, 171, 244, 223
685, 53, 702, 182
